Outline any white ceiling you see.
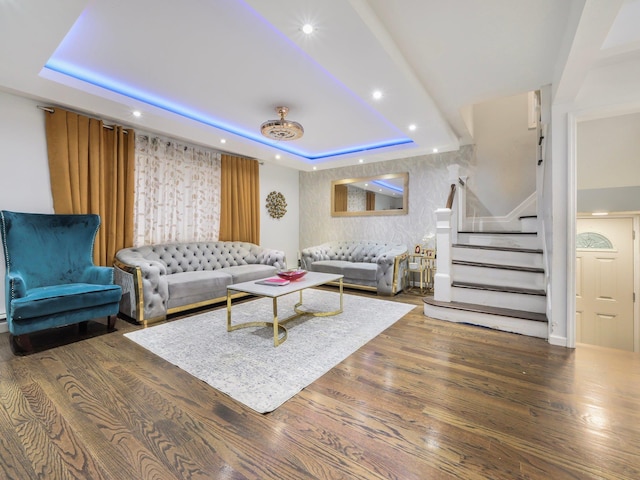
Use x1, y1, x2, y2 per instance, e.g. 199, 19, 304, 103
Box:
1, 0, 639, 171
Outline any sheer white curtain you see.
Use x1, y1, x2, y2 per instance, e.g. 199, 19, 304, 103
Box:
133, 134, 221, 246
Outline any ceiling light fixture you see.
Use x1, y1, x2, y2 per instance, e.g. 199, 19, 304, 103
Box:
372, 90, 383, 100
409, 124, 416, 131
260, 106, 304, 141
132, 110, 142, 117
302, 23, 314, 34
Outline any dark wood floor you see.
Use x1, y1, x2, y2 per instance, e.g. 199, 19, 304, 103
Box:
1, 289, 639, 479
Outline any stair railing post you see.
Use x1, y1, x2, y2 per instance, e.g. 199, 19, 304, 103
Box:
434, 208, 452, 302
456, 175, 468, 237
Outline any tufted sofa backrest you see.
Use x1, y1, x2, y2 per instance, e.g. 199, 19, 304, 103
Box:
323, 241, 402, 263
118, 241, 268, 274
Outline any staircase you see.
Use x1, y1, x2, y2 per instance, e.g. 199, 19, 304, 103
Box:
424, 228, 548, 338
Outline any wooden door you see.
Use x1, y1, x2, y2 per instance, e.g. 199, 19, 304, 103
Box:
576, 217, 635, 351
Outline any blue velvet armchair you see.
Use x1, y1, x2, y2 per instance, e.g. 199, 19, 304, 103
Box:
0, 210, 122, 354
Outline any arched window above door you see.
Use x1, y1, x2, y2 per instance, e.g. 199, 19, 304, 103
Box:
576, 232, 613, 249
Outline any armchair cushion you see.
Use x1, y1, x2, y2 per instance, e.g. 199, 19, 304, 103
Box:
11, 283, 122, 319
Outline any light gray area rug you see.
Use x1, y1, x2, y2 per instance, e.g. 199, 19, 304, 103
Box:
124, 289, 415, 413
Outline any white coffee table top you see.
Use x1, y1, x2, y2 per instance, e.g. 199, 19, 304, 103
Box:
227, 271, 343, 298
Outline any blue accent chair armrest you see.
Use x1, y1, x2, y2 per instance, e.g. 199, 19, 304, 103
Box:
0, 210, 122, 355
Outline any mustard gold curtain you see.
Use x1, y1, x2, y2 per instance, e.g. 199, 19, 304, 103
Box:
44, 108, 135, 266
334, 184, 348, 212
219, 154, 260, 243
366, 191, 376, 211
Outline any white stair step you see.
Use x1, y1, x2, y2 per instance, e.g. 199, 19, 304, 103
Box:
451, 283, 546, 313
452, 261, 545, 290
457, 231, 540, 250
423, 297, 548, 339
519, 216, 537, 233
452, 244, 543, 269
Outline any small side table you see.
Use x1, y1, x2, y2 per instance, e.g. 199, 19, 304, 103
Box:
405, 250, 435, 295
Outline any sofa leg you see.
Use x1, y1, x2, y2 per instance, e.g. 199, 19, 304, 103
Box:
9, 334, 33, 356
107, 315, 117, 332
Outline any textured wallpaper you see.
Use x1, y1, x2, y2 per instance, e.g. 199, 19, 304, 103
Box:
299, 145, 475, 251
346, 185, 366, 212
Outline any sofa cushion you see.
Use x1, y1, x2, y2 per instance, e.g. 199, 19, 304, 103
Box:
224, 264, 278, 284
343, 262, 378, 282
167, 270, 233, 309
310, 260, 351, 275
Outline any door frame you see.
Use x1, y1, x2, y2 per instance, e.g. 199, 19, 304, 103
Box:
567, 107, 640, 350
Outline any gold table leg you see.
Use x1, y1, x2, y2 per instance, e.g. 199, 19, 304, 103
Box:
227, 289, 289, 346
226, 281, 344, 347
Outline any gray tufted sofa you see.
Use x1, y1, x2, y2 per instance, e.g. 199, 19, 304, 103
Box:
114, 241, 286, 325
300, 241, 407, 295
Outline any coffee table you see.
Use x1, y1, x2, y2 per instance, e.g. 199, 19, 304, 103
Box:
226, 271, 344, 347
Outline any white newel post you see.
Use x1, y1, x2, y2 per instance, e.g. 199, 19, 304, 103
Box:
434, 208, 452, 302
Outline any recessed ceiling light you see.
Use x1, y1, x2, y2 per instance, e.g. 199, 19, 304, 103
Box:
302, 23, 314, 34
408, 124, 417, 131
372, 90, 383, 100
432, 148, 438, 153
313, 166, 317, 171
132, 110, 141, 117
275, 154, 281, 160
220, 139, 226, 144
358, 158, 364, 163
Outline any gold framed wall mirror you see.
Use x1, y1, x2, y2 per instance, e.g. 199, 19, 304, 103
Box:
331, 172, 409, 217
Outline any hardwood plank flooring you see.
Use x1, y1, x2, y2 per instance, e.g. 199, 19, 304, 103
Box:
1, 289, 639, 479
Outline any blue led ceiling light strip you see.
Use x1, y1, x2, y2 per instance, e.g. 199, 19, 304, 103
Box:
43, 61, 413, 161
371, 179, 404, 193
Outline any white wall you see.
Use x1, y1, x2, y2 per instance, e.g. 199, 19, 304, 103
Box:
470, 92, 538, 216
576, 112, 640, 212
299, 146, 475, 252
259, 162, 300, 269
577, 112, 640, 190
0, 91, 54, 323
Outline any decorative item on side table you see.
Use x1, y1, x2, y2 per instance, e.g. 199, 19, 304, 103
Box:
405, 248, 436, 295
276, 268, 307, 281
421, 232, 435, 254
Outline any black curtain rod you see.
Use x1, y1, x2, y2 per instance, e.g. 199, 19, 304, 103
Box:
37, 105, 127, 132
36, 106, 266, 163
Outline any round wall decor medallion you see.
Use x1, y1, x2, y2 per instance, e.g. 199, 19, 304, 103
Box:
266, 191, 287, 219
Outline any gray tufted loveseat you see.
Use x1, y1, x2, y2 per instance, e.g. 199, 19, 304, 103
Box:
300, 241, 407, 295
114, 241, 286, 325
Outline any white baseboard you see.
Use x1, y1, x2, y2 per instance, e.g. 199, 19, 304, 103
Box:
0, 319, 7, 334
548, 334, 569, 347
